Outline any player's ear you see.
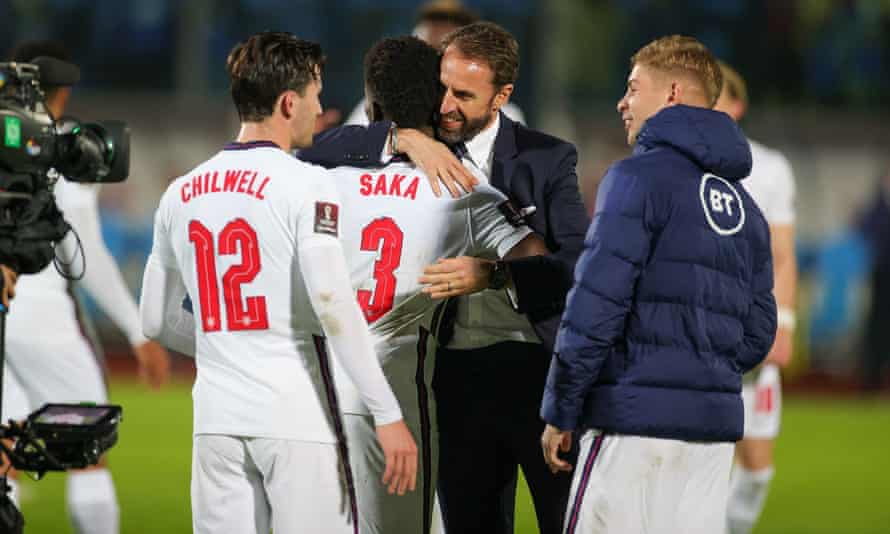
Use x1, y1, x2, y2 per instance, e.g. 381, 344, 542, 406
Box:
279, 91, 295, 119
667, 81, 681, 105
492, 83, 513, 113
732, 99, 746, 120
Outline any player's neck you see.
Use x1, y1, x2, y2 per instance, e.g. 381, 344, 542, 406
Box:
235, 122, 288, 151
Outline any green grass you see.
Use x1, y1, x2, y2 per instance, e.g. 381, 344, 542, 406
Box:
17, 381, 890, 533
18, 379, 194, 533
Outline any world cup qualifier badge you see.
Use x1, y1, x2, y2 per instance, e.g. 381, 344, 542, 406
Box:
314, 202, 340, 237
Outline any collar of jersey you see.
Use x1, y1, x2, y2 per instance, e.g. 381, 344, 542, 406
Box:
223, 140, 281, 151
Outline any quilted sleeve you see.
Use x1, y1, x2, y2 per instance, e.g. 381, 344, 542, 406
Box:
736, 218, 777, 372
541, 164, 654, 430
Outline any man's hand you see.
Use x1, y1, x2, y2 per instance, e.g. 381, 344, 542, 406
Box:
397, 129, 478, 198
376, 419, 418, 496
541, 424, 573, 474
420, 257, 493, 299
1, 265, 17, 309
133, 340, 171, 389
764, 327, 793, 368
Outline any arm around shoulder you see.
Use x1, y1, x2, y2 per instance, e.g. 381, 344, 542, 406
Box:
297, 122, 392, 168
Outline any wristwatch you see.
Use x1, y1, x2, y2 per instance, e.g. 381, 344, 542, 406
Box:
487, 260, 510, 290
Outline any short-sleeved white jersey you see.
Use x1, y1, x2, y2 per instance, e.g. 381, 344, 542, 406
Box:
151, 141, 347, 442
742, 139, 796, 226
326, 161, 531, 413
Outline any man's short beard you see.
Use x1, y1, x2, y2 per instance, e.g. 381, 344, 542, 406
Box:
437, 109, 494, 145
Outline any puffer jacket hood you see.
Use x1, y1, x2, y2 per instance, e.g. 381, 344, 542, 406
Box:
635, 104, 752, 181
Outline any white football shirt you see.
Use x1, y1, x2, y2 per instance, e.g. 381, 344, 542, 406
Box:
326, 160, 531, 413
742, 139, 796, 226
151, 141, 370, 442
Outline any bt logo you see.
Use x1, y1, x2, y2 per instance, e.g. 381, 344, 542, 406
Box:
709, 188, 736, 216
700, 173, 745, 236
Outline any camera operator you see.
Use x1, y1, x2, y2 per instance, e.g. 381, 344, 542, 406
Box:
0, 41, 169, 534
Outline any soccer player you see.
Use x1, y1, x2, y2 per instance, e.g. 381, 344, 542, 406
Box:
715, 61, 798, 534
1, 40, 170, 534
327, 36, 545, 534
138, 32, 416, 534
540, 35, 776, 533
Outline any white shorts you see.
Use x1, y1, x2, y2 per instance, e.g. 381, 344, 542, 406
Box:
345, 411, 438, 534
2, 301, 107, 421
564, 430, 733, 534
741, 364, 782, 439
344, 327, 438, 534
191, 435, 356, 534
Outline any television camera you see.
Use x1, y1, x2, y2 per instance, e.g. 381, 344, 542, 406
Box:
0, 58, 127, 533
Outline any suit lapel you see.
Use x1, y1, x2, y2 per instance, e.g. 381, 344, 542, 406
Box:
491, 112, 518, 194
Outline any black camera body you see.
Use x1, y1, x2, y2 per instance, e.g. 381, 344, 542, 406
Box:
0, 62, 129, 184
0, 60, 130, 533
0, 403, 122, 534
7, 403, 123, 473
0, 61, 130, 274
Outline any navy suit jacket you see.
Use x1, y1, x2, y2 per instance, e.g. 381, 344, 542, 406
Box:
299, 113, 590, 352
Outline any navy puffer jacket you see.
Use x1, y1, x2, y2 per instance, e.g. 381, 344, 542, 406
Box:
541, 105, 776, 442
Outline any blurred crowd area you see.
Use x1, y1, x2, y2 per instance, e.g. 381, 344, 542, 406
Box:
4, 0, 890, 390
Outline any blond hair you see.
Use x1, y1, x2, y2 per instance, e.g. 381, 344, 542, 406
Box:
717, 61, 748, 109
630, 35, 722, 107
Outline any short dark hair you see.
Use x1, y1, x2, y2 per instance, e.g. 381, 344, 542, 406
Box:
8, 39, 79, 89
441, 21, 519, 87
9, 39, 71, 63
364, 36, 442, 129
417, 1, 478, 28
226, 32, 325, 122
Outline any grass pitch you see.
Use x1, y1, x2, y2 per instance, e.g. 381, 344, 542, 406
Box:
17, 380, 890, 533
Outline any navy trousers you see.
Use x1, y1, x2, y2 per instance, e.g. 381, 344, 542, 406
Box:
434, 341, 577, 534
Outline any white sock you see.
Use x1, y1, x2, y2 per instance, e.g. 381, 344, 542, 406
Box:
727, 464, 774, 534
66, 469, 120, 534
4, 478, 19, 508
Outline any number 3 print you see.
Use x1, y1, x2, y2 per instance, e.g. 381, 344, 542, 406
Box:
357, 217, 404, 323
